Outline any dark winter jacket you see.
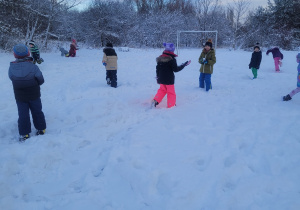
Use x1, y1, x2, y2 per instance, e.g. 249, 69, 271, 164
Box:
156, 51, 185, 85
102, 47, 118, 70
249, 50, 262, 69
69, 43, 76, 57
266, 47, 283, 59
198, 48, 216, 74
9, 58, 44, 102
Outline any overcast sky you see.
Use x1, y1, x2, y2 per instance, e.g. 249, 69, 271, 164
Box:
223, 0, 268, 9
74, 0, 269, 11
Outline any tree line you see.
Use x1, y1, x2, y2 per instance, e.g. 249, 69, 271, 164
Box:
0, 0, 299, 51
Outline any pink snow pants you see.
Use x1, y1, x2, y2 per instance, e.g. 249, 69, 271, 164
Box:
154, 84, 176, 108
274, 57, 281, 71
290, 87, 300, 97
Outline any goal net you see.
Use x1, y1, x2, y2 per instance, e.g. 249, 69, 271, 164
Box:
176, 30, 218, 54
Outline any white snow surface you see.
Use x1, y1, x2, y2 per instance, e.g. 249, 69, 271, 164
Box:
0, 48, 300, 210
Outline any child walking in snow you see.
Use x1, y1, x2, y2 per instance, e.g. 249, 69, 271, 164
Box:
102, 43, 118, 88
198, 39, 216, 91
9, 44, 46, 141
152, 42, 190, 108
266, 47, 283, 72
249, 44, 262, 79
28, 40, 44, 64
282, 53, 300, 101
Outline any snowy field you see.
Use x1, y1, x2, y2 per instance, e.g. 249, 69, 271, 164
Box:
0, 47, 300, 210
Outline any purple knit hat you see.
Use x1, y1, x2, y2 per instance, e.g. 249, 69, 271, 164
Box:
163, 42, 175, 52
13, 44, 30, 58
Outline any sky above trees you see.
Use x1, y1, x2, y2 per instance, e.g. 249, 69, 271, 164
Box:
74, 0, 269, 11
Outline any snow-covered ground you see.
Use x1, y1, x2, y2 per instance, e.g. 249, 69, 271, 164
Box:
0, 47, 300, 210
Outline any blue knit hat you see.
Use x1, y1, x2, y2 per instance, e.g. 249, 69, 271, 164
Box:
163, 42, 175, 52
13, 44, 30, 58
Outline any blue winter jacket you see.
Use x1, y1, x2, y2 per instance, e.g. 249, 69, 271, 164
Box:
9, 58, 44, 102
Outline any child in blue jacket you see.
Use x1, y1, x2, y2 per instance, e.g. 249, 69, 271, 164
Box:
9, 44, 47, 141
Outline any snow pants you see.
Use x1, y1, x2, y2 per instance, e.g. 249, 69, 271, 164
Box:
289, 87, 300, 98
274, 57, 281, 71
251, 68, 258, 78
199, 73, 212, 91
106, 70, 117, 88
154, 84, 176, 108
16, 98, 46, 135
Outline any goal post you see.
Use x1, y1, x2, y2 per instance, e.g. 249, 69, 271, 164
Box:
176, 30, 218, 54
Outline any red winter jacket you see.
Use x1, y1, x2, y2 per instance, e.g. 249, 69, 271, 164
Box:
69, 43, 76, 57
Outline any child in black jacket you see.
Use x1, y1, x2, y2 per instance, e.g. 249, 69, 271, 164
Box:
249, 45, 262, 79
152, 43, 190, 108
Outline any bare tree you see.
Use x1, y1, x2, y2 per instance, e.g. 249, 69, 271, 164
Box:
194, 0, 220, 44
42, 0, 80, 49
227, 0, 250, 49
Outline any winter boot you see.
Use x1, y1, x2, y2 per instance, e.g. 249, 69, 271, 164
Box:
283, 94, 292, 101
151, 99, 159, 108
36, 129, 46, 135
19, 134, 30, 142
37, 58, 44, 64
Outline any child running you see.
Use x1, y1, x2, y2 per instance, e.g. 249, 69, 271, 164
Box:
152, 42, 190, 108
282, 53, 300, 101
266, 47, 283, 72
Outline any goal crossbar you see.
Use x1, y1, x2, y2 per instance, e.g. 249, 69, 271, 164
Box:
176, 30, 218, 54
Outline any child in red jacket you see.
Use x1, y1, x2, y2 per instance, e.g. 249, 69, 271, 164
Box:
69, 39, 77, 57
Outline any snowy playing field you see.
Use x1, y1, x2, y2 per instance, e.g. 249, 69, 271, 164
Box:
0, 47, 300, 209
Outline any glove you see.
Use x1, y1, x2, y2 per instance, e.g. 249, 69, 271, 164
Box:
203, 60, 208, 64
182, 60, 191, 66
102, 62, 107, 66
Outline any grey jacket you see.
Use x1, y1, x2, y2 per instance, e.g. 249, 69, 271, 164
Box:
9, 58, 44, 102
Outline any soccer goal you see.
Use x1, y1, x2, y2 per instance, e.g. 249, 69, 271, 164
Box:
176, 30, 218, 54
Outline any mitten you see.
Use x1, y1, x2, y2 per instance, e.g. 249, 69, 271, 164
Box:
103, 62, 107, 66
200, 58, 207, 64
